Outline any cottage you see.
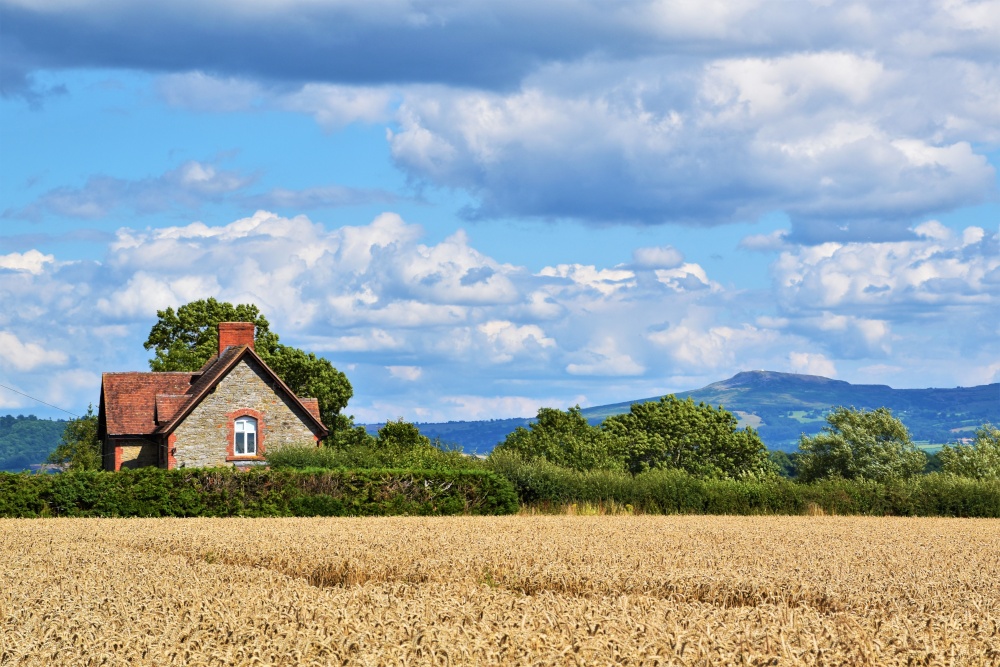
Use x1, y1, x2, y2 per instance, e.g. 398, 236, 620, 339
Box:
97, 322, 328, 470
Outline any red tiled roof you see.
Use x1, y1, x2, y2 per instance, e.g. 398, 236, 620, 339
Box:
101, 372, 198, 436
300, 398, 321, 422
154, 394, 189, 425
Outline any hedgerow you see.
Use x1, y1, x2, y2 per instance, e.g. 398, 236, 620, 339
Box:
0, 467, 518, 518
486, 453, 1000, 517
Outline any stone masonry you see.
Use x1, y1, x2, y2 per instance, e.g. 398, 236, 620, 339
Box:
171, 357, 318, 468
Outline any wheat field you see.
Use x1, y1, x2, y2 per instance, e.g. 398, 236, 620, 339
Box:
2, 516, 998, 666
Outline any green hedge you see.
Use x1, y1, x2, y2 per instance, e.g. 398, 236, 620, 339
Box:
488, 455, 1000, 517
0, 467, 519, 518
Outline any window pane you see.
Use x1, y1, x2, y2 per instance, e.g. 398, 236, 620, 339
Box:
235, 421, 245, 433
235, 432, 245, 454
247, 432, 256, 454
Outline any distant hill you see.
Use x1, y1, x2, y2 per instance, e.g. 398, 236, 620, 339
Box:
581, 371, 998, 451
0, 415, 67, 471
368, 371, 998, 454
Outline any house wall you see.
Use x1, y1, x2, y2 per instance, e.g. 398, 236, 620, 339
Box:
103, 437, 159, 471
171, 358, 318, 468
119, 440, 159, 469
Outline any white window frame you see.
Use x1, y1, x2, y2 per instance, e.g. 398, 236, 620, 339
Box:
234, 416, 258, 456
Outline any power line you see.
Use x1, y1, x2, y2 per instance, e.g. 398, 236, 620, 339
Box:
0, 381, 80, 418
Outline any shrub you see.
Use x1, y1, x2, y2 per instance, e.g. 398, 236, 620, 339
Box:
0, 467, 518, 518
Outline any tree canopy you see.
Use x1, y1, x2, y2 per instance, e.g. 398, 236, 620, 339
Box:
604, 395, 774, 479
493, 396, 774, 479
796, 406, 926, 483
495, 406, 625, 472
144, 299, 352, 432
46, 405, 101, 471
938, 423, 1000, 480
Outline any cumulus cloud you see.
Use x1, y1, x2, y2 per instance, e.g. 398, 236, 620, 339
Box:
0, 249, 55, 274
387, 365, 422, 382
789, 352, 837, 378
0, 210, 996, 421
5, 1, 1000, 236
632, 245, 684, 269
772, 224, 1000, 314
0, 331, 67, 371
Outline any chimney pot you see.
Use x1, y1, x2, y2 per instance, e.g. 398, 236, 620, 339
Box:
218, 322, 255, 354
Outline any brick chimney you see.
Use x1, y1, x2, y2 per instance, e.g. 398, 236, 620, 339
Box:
218, 322, 255, 354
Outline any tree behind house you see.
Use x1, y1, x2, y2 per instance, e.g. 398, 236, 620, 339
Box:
47, 405, 101, 471
143, 298, 354, 435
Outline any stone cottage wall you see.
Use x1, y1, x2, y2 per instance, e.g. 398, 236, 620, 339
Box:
103, 437, 159, 471
171, 358, 319, 468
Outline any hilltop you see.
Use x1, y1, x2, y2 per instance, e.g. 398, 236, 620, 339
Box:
380, 371, 998, 453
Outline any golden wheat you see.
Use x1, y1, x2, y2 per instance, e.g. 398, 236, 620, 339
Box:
2, 516, 998, 666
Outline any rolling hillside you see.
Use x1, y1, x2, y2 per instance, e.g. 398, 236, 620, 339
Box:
378, 371, 998, 453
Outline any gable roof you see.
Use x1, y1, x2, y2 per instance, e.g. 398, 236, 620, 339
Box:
100, 346, 329, 439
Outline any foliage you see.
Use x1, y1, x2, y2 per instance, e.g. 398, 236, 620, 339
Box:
0, 467, 518, 517
769, 450, 799, 478
603, 395, 775, 479
144, 298, 280, 371
268, 417, 481, 472
796, 406, 926, 483
143, 298, 353, 432
494, 406, 625, 472
46, 406, 101, 471
0, 415, 67, 471
484, 453, 1000, 517
376, 418, 432, 451
938, 423, 1000, 480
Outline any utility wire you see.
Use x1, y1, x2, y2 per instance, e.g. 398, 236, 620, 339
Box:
0, 381, 80, 418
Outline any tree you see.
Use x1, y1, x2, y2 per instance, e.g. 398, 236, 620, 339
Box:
494, 406, 626, 472
603, 395, 775, 479
938, 423, 1000, 480
46, 405, 101, 471
376, 418, 432, 452
796, 406, 925, 483
143, 299, 353, 433
145, 298, 280, 371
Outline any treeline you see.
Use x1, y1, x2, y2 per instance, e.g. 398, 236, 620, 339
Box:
3, 400, 999, 517
0, 415, 67, 472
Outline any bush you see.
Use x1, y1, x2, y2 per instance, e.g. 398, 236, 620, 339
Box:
484, 453, 1000, 517
267, 443, 483, 472
0, 467, 518, 518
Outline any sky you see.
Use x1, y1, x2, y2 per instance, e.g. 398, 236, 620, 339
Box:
1, 0, 998, 425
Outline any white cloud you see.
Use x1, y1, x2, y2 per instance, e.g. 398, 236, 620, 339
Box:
387, 365, 422, 381
649, 321, 781, 370
566, 337, 644, 376
0, 331, 68, 371
632, 245, 683, 269
478, 320, 555, 363
772, 225, 1000, 312
0, 250, 55, 274
789, 352, 837, 378
0, 211, 995, 422
537, 264, 635, 296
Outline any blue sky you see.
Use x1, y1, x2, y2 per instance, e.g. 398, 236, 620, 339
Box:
1, 0, 998, 424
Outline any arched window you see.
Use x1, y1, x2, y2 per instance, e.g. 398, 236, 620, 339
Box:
234, 416, 257, 456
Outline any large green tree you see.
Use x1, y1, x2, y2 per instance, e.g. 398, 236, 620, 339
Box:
144, 299, 353, 434
46, 405, 101, 471
938, 423, 1000, 480
796, 406, 925, 483
494, 406, 626, 472
603, 395, 775, 479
